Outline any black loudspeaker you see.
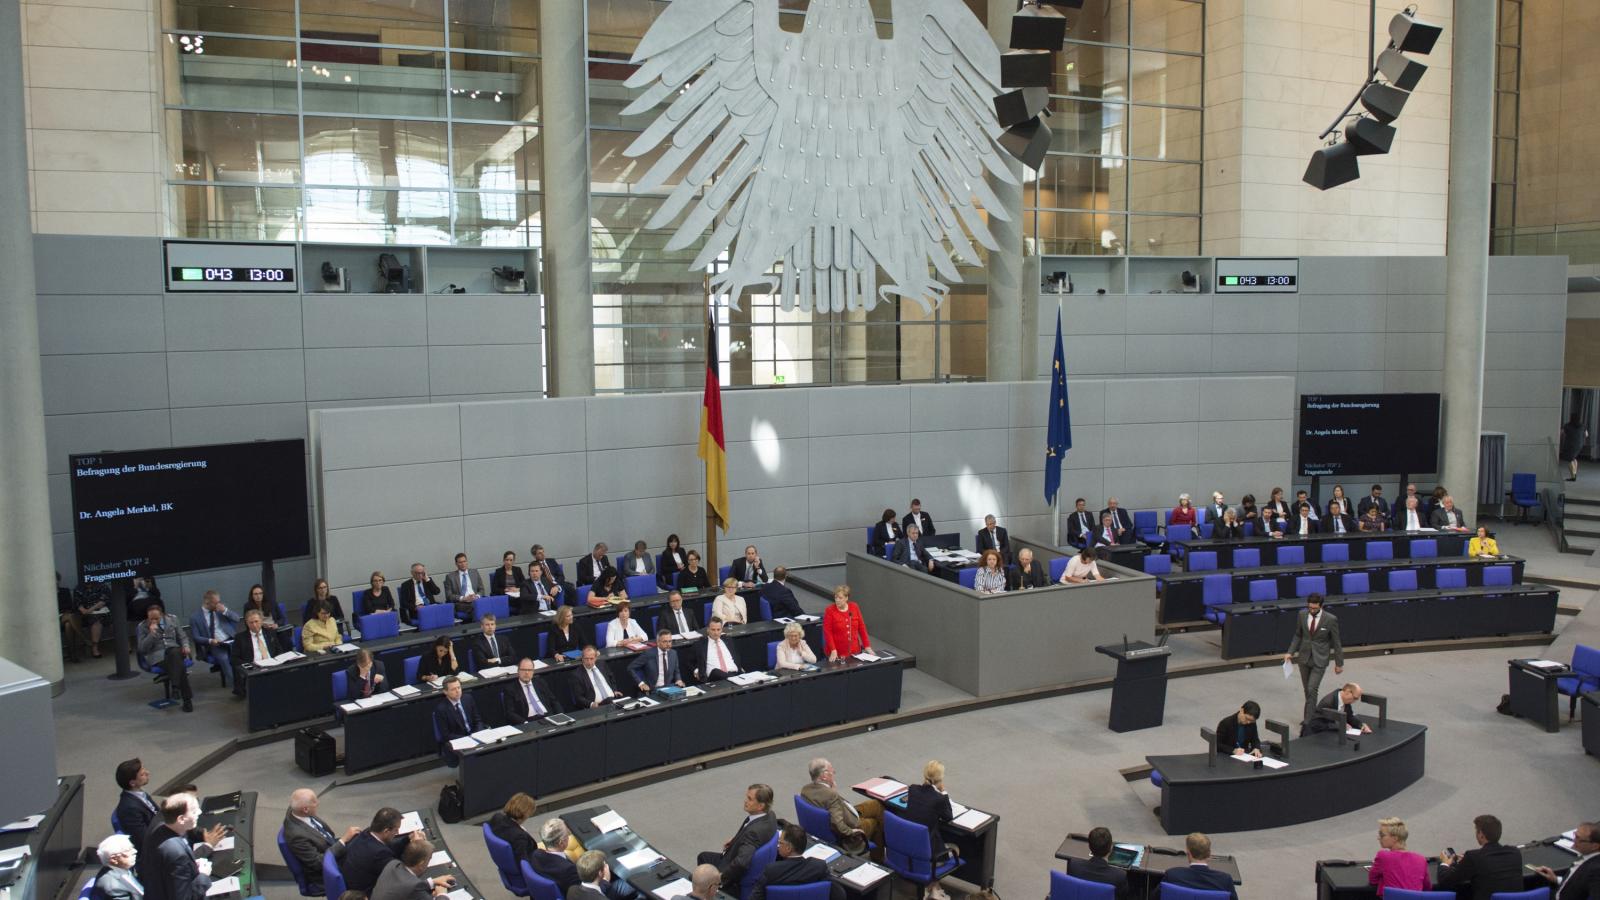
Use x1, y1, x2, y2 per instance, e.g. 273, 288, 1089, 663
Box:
994, 87, 1049, 128
1389, 11, 1443, 55
1001, 50, 1053, 89
1303, 143, 1360, 190
1377, 48, 1427, 92
1345, 117, 1396, 155
1360, 82, 1409, 123
1010, 4, 1066, 50
1040, 0, 1085, 7
999, 117, 1053, 170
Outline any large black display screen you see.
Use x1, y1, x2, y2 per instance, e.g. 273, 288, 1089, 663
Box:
1298, 393, 1441, 477
69, 440, 309, 583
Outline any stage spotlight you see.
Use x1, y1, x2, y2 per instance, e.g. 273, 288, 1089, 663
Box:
1000, 50, 1053, 89
1011, 2, 1067, 50
1388, 10, 1443, 55
1377, 48, 1427, 91
1345, 117, 1396, 156
994, 87, 1050, 128
1303, 142, 1361, 191
1359, 82, 1409, 123
998, 117, 1053, 171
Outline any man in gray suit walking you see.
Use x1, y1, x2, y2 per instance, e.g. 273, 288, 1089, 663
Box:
1283, 593, 1344, 729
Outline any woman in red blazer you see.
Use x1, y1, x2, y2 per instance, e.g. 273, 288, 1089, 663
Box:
823, 585, 871, 660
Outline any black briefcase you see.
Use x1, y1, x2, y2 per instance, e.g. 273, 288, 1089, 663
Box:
295, 727, 336, 776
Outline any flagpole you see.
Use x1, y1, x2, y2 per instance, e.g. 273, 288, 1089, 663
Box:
1050, 292, 1063, 550
703, 271, 719, 576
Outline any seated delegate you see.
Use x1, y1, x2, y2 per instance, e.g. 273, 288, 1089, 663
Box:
305, 579, 346, 624
301, 600, 341, 654
1060, 547, 1105, 584
1007, 547, 1048, 590
604, 601, 649, 647
774, 623, 817, 670
363, 571, 397, 616
1169, 494, 1197, 528
972, 549, 1007, 594
1211, 506, 1244, 540
1067, 827, 1130, 898
1359, 506, 1389, 532
1163, 833, 1237, 899
678, 550, 712, 593
589, 569, 628, 608
1216, 700, 1262, 758
1370, 816, 1430, 895
417, 636, 461, 684
467, 613, 510, 671
490, 551, 527, 601
346, 649, 386, 699
1092, 512, 1132, 547
503, 657, 561, 722
712, 578, 749, 625
902, 761, 957, 900
871, 509, 903, 557
659, 534, 689, 589
548, 607, 585, 658
620, 540, 656, 579
630, 629, 684, 691
1306, 682, 1372, 736
1468, 526, 1500, 558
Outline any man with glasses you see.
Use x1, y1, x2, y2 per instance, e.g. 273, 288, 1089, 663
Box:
1531, 821, 1600, 899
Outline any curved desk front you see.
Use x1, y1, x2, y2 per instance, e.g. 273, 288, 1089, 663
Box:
1147, 721, 1426, 835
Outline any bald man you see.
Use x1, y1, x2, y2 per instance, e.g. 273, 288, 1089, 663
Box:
281, 788, 361, 893
690, 865, 722, 900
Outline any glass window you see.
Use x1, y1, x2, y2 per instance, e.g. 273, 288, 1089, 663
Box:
169, 109, 300, 184
299, 45, 447, 118
169, 183, 302, 241
1035, 154, 1123, 213
449, 53, 539, 123
1037, 210, 1125, 255
1127, 159, 1199, 213
166, 0, 294, 37
1127, 213, 1198, 254
1495, 93, 1517, 139
454, 191, 539, 246
452, 122, 540, 190
1129, 50, 1202, 107
166, 37, 298, 111
303, 187, 451, 243
1056, 43, 1128, 99
1130, 0, 1203, 53
1057, 0, 1130, 47
1049, 99, 1126, 157
451, 1, 538, 55
299, 0, 445, 46
1130, 104, 1201, 161
302, 117, 448, 188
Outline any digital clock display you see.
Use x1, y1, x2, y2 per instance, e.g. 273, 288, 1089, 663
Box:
171, 266, 295, 284
1215, 258, 1300, 294
1220, 275, 1296, 287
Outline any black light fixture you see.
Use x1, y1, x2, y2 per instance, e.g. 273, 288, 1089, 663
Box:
998, 117, 1052, 170
1376, 48, 1427, 92
1303, 142, 1361, 191
1000, 49, 1053, 89
1010, 2, 1066, 50
994, 87, 1050, 128
1344, 117, 1396, 156
1359, 82, 1409, 123
1388, 9, 1443, 55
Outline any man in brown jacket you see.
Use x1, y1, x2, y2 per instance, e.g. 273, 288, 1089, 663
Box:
799, 758, 883, 859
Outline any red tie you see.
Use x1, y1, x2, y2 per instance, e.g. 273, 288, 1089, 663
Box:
716, 640, 730, 672
1308, 614, 1318, 635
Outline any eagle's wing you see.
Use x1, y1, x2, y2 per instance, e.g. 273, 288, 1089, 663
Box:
622, 0, 784, 285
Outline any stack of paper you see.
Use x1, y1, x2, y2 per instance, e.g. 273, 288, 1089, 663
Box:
273, 650, 304, 663
952, 809, 992, 829
728, 672, 775, 686
1, 815, 44, 833
399, 811, 425, 834
683, 686, 705, 697
1345, 727, 1363, 737
841, 862, 887, 888
794, 614, 821, 623
802, 844, 841, 862
354, 694, 390, 709
472, 725, 522, 744
592, 810, 627, 833
214, 836, 235, 852
393, 684, 421, 697
429, 850, 452, 867
1556, 837, 1577, 852
333, 643, 359, 653
854, 778, 908, 800
1260, 757, 1289, 769
1525, 659, 1566, 670
677, 629, 701, 639
478, 665, 517, 678
449, 736, 479, 751
853, 652, 880, 662
252, 656, 282, 668
443, 889, 474, 900
656, 878, 694, 899
456, 671, 477, 682
617, 846, 663, 870
532, 659, 550, 669
204, 876, 241, 896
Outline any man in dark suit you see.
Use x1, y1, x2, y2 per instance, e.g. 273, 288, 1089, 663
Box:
577, 543, 612, 587
229, 610, 281, 697
372, 838, 453, 900
1532, 820, 1600, 899
91, 834, 144, 900
730, 545, 769, 587
432, 677, 485, 763
697, 784, 780, 892
398, 563, 441, 625
1431, 495, 1469, 531
1306, 683, 1372, 736
749, 822, 844, 900
136, 603, 194, 713
531, 544, 572, 589
1287, 502, 1319, 536
531, 819, 630, 900
1066, 827, 1129, 899
467, 613, 511, 672
1161, 832, 1236, 899
282, 788, 361, 894
568, 850, 631, 900
342, 808, 416, 895
1323, 500, 1357, 535
1099, 500, 1134, 542
1435, 815, 1525, 899
1295, 490, 1321, 524
977, 514, 1011, 563
503, 658, 561, 722
443, 553, 486, 617
1283, 594, 1343, 728
1065, 498, 1095, 548
187, 590, 239, 692
660, 591, 701, 636
114, 759, 160, 839
761, 569, 804, 619
1215, 701, 1263, 758
902, 499, 936, 539
631, 630, 684, 692
1093, 513, 1133, 547
892, 526, 937, 573
138, 795, 218, 900
1357, 484, 1389, 520
573, 645, 624, 707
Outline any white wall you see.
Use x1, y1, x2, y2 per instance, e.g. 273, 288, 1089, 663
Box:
310, 377, 1296, 596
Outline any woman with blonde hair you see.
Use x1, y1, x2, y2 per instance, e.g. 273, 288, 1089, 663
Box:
775, 622, 817, 670
1368, 816, 1429, 895
903, 760, 956, 900
712, 577, 748, 625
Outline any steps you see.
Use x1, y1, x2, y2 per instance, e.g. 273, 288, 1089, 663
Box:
1563, 489, 1600, 553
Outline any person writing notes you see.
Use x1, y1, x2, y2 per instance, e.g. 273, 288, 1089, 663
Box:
1061, 547, 1106, 584
1468, 526, 1500, 558
1216, 700, 1263, 758
822, 585, 871, 661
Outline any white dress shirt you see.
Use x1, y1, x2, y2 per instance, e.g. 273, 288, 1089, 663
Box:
1405, 509, 1421, 530
665, 606, 693, 635
704, 637, 739, 675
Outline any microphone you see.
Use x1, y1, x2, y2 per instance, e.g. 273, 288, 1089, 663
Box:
1122, 633, 1129, 652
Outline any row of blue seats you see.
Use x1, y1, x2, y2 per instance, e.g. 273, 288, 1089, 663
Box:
1194, 566, 1518, 624
1179, 537, 1460, 572
349, 567, 739, 619
1049, 871, 1552, 898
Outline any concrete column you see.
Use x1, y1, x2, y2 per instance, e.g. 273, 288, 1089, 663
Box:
0, 0, 63, 687
1440, 0, 1496, 522
539, 0, 595, 397
984, 0, 1025, 384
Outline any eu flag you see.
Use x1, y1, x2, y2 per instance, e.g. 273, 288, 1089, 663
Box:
1044, 307, 1072, 506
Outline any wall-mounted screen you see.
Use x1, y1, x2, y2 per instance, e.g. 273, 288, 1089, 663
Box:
1298, 393, 1440, 477
68, 440, 309, 583
1216, 257, 1299, 293
164, 240, 299, 292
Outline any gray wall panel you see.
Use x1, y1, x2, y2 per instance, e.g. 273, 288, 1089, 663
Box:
464, 506, 592, 565
302, 295, 428, 348
586, 447, 702, 503
1386, 293, 1447, 332
1298, 294, 1387, 334
1194, 418, 1287, 463
1105, 423, 1197, 467
37, 294, 165, 355
306, 347, 431, 402
427, 294, 542, 345
461, 452, 588, 514
44, 409, 171, 474
1197, 377, 1295, 421
808, 479, 912, 533
169, 402, 308, 445
585, 393, 699, 450
724, 388, 811, 441
1298, 332, 1386, 372
1125, 334, 1212, 374
808, 385, 910, 436
321, 461, 463, 530
1125, 295, 1213, 334
1213, 295, 1298, 333
324, 517, 465, 590
1104, 378, 1198, 424
34, 234, 160, 294
1485, 332, 1565, 369
725, 437, 810, 489
164, 293, 303, 351
908, 382, 1009, 433
1386, 333, 1445, 371
1300, 256, 1387, 295
583, 496, 703, 554
1062, 334, 1124, 376
808, 433, 911, 484
427, 344, 541, 396
167, 349, 306, 407
461, 397, 586, 459
909, 428, 1009, 477
40, 352, 169, 415
1487, 294, 1567, 333
316, 403, 461, 470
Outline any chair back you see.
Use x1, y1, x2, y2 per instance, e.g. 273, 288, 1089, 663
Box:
719, 565, 733, 582
1167, 524, 1193, 546
352, 589, 368, 616
1321, 543, 1349, 563
418, 604, 455, 631
793, 794, 832, 841
1157, 885, 1231, 900
758, 597, 773, 621
292, 626, 304, 652
1187, 551, 1218, 572
1381, 891, 1457, 900
520, 860, 563, 900
1201, 574, 1232, 609
1050, 870, 1116, 900
1198, 523, 1214, 539
1247, 579, 1277, 602
111, 810, 124, 834
1294, 575, 1325, 598
1134, 510, 1158, 534
702, 600, 715, 623
578, 586, 593, 607
1366, 541, 1394, 560
1233, 548, 1260, 568
331, 670, 348, 702
1049, 557, 1069, 583
1341, 572, 1370, 595
75, 876, 95, 900
1574, 644, 1600, 678
1195, 507, 1208, 526
322, 848, 347, 898
766, 885, 833, 900
403, 655, 422, 684
1434, 567, 1467, 589
1276, 545, 1306, 566
357, 611, 399, 640
1511, 472, 1538, 503
1388, 569, 1419, 591
958, 568, 977, 589
277, 827, 315, 895
1488, 889, 1552, 900
738, 833, 780, 900
882, 811, 941, 883
594, 621, 609, 648
1482, 565, 1514, 586
482, 822, 529, 896
1411, 539, 1438, 558
626, 575, 656, 599
768, 642, 780, 669
866, 527, 876, 553
1143, 554, 1172, 575
474, 595, 511, 621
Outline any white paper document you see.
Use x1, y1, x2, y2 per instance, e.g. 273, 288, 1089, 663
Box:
1346, 727, 1364, 737
354, 694, 389, 709
252, 656, 281, 668
948, 801, 969, 817
333, 643, 359, 653
1281, 659, 1294, 679
429, 850, 452, 867
1259, 757, 1289, 769
655, 878, 694, 899
449, 736, 479, 751
444, 889, 475, 900
533, 659, 550, 669
1525, 659, 1566, 670
854, 778, 908, 800
455, 671, 477, 682
213, 836, 235, 852
803, 844, 841, 862
478, 666, 516, 678
205, 876, 241, 896
617, 847, 663, 870
473, 725, 521, 743
841, 862, 888, 888
399, 811, 425, 834
794, 614, 821, 622
0, 815, 44, 833
677, 630, 701, 639
1556, 838, 1576, 852
853, 652, 880, 662
592, 810, 627, 833
952, 809, 993, 829
393, 684, 421, 697
273, 650, 304, 662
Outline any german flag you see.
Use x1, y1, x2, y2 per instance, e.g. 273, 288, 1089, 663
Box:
698, 309, 729, 533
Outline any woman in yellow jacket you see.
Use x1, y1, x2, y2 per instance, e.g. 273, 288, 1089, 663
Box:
301, 599, 342, 653
1467, 525, 1500, 558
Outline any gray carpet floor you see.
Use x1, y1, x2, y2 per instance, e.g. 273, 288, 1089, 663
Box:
46, 529, 1600, 900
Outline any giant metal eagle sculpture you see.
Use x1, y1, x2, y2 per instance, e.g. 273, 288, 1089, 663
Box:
622, 0, 1017, 312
